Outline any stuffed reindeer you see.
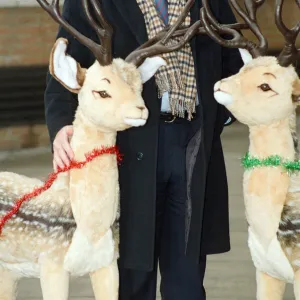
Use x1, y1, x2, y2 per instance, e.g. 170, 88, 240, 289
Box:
0, 0, 205, 299
201, 0, 300, 298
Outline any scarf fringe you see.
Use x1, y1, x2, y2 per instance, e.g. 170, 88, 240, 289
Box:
169, 95, 196, 119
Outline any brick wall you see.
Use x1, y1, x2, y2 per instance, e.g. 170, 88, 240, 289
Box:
0, 7, 59, 67
0, 124, 50, 150
0, 4, 59, 151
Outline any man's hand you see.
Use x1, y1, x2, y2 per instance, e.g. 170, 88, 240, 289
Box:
53, 125, 74, 171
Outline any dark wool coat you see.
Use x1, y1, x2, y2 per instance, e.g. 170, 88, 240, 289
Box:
44, 0, 243, 271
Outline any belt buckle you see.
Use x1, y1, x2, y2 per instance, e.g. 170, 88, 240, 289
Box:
165, 115, 176, 123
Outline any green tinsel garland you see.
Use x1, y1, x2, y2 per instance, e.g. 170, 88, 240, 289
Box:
242, 152, 300, 174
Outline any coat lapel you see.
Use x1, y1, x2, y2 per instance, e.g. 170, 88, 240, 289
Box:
111, 0, 148, 45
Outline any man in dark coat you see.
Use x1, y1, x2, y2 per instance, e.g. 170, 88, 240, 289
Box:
44, 0, 243, 299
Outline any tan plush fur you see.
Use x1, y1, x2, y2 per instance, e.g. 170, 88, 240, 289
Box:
214, 54, 300, 299
0, 38, 157, 300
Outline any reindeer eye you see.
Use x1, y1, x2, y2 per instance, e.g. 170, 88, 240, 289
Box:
98, 91, 111, 98
93, 90, 111, 99
259, 83, 271, 92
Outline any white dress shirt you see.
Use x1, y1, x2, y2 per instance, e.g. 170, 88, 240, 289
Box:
160, 92, 231, 125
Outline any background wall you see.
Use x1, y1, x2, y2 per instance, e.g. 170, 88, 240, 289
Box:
238, 0, 299, 50
0, 0, 299, 151
0, 8, 58, 67
0, 1, 61, 150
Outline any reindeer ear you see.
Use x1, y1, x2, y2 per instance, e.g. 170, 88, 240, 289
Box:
49, 38, 86, 94
238, 49, 253, 65
292, 79, 300, 104
138, 57, 167, 84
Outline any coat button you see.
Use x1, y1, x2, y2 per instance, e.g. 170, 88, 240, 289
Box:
136, 152, 144, 161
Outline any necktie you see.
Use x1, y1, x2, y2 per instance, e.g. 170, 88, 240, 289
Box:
154, 0, 168, 25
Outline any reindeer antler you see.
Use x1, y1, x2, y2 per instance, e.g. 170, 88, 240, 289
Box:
37, 0, 202, 67
125, 0, 199, 67
133, 23, 250, 54
200, 0, 268, 58
36, 0, 113, 66
275, 0, 300, 67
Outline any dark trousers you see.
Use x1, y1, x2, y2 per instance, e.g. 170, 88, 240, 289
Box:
119, 119, 206, 300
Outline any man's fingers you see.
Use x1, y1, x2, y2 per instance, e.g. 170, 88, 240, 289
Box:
53, 160, 58, 172
63, 140, 74, 160
65, 126, 74, 136
53, 153, 65, 170
58, 148, 70, 166
52, 125, 74, 172
61, 127, 74, 159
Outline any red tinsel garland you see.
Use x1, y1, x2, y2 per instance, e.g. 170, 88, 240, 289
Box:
0, 146, 122, 235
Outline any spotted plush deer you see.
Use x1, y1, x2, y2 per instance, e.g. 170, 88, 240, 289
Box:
0, 0, 205, 299
201, 0, 300, 298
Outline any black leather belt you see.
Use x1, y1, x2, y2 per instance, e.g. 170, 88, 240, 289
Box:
160, 111, 196, 123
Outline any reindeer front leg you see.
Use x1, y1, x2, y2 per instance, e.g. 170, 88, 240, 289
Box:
0, 270, 18, 300
256, 270, 285, 300
90, 259, 119, 300
65, 166, 119, 275
293, 269, 300, 299
40, 258, 69, 300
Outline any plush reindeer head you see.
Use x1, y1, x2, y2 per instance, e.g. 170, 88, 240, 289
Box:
201, 0, 300, 126
37, 0, 202, 131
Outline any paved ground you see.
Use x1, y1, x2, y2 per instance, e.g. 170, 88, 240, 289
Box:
0, 122, 296, 299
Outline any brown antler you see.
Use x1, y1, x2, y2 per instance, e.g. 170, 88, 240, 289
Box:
36, 0, 113, 66
134, 22, 249, 53
200, 0, 268, 58
275, 0, 300, 67
243, 0, 265, 21
125, 0, 201, 67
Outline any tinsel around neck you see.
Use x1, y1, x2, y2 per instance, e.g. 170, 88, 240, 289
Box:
242, 152, 300, 174
0, 145, 122, 235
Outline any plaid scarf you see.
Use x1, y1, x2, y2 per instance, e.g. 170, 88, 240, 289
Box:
136, 0, 197, 119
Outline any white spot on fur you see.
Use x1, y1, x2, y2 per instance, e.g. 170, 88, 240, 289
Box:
288, 186, 300, 193
293, 260, 300, 266
291, 219, 300, 225
49, 239, 56, 245
63, 241, 69, 248
286, 247, 292, 256
0, 261, 40, 278
64, 228, 115, 276
278, 229, 294, 235
248, 228, 294, 283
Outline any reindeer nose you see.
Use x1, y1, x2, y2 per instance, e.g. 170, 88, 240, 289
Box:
137, 106, 145, 111
214, 81, 221, 92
